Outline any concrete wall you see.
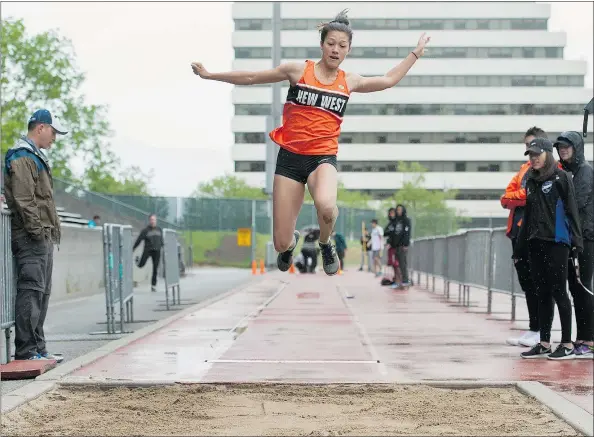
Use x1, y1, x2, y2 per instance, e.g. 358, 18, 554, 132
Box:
50, 225, 151, 302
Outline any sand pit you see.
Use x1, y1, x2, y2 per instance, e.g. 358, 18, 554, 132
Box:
1, 384, 580, 436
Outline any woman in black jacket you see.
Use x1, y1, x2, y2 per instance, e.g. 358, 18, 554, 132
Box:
555, 131, 594, 359
513, 138, 583, 360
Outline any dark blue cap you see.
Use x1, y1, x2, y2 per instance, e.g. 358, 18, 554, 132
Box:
28, 109, 68, 135
524, 137, 553, 156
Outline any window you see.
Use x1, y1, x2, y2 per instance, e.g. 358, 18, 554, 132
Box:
236, 76, 584, 88
235, 18, 548, 32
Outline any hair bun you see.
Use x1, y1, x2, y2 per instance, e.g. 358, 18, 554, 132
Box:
333, 9, 350, 26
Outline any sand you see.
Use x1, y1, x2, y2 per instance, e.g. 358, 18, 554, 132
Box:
1, 384, 580, 436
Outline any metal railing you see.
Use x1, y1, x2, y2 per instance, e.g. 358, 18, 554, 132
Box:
95, 223, 136, 335
410, 227, 524, 319
1, 210, 16, 363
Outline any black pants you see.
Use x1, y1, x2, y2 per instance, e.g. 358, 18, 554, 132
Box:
301, 248, 317, 273
395, 246, 409, 283
568, 240, 594, 341
511, 238, 539, 332
138, 249, 160, 286
12, 235, 53, 360
529, 239, 572, 343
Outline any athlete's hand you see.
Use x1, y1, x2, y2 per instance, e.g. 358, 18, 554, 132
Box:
191, 62, 211, 79
413, 33, 431, 58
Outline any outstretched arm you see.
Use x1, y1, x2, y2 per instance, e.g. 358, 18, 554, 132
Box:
349, 33, 431, 93
191, 61, 302, 86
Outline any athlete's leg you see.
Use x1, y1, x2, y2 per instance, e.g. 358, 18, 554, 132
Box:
307, 164, 340, 275
307, 164, 338, 244
273, 174, 305, 270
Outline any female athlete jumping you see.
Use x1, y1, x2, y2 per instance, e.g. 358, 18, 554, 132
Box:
191, 10, 430, 276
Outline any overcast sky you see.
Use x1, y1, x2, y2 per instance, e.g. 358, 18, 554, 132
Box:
2, 1, 593, 197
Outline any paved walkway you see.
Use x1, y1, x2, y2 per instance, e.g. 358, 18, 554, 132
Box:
64, 270, 593, 414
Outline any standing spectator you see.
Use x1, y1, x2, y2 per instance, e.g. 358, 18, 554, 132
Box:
514, 138, 583, 360
555, 131, 594, 359
133, 213, 164, 292
501, 127, 547, 348
370, 219, 384, 277
359, 227, 371, 272
384, 208, 400, 285
391, 204, 411, 288
333, 230, 347, 272
4, 109, 67, 361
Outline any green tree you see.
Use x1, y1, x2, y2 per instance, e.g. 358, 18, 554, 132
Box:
381, 162, 468, 238
304, 181, 373, 208
193, 174, 268, 199
1, 19, 150, 195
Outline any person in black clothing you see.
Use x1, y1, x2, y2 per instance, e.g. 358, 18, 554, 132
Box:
133, 214, 164, 292
514, 138, 583, 360
384, 208, 399, 285
555, 131, 594, 358
390, 204, 411, 287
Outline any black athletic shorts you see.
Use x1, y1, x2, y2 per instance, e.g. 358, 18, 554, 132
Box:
275, 147, 338, 184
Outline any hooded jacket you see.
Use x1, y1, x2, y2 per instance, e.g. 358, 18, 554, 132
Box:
513, 166, 583, 259
555, 131, 593, 242
3, 136, 61, 243
386, 205, 411, 247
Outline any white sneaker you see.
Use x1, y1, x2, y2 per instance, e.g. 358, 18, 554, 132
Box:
518, 331, 540, 347
506, 331, 536, 346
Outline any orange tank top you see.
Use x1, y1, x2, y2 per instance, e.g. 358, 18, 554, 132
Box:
269, 60, 351, 156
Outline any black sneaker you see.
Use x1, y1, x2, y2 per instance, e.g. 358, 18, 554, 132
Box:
547, 344, 576, 361
319, 241, 340, 276
521, 343, 552, 359
277, 231, 300, 272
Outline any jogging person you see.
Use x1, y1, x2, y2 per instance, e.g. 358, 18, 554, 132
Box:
191, 10, 430, 275
133, 213, 164, 292
513, 138, 583, 360
500, 127, 547, 348
554, 131, 594, 359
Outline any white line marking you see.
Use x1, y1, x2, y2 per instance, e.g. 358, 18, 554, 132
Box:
206, 359, 380, 364
338, 286, 388, 377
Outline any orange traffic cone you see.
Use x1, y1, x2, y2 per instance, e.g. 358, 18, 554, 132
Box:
251, 260, 258, 275
289, 263, 296, 274
338, 268, 343, 275
260, 259, 265, 274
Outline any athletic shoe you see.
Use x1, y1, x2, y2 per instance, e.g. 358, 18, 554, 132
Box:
390, 283, 400, 289
401, 281, 411, 288
547, 344, 576, 361
40, 352, 64, 363
507, 331, 537, 347
521, 343, 552, 359
518, 331, 540, 348
151, 285, 157, 292
319, 241, 339, 276
573, 343, 593, 359
277, 231, 300, 272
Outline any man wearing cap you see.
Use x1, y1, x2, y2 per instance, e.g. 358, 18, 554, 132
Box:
4, 109, 67, 361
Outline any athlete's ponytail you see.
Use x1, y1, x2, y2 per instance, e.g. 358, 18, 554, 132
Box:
318, 9, 353, 45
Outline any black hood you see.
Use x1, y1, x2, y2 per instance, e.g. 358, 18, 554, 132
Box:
396, 204, 407, 218
555, 131, 585, 170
